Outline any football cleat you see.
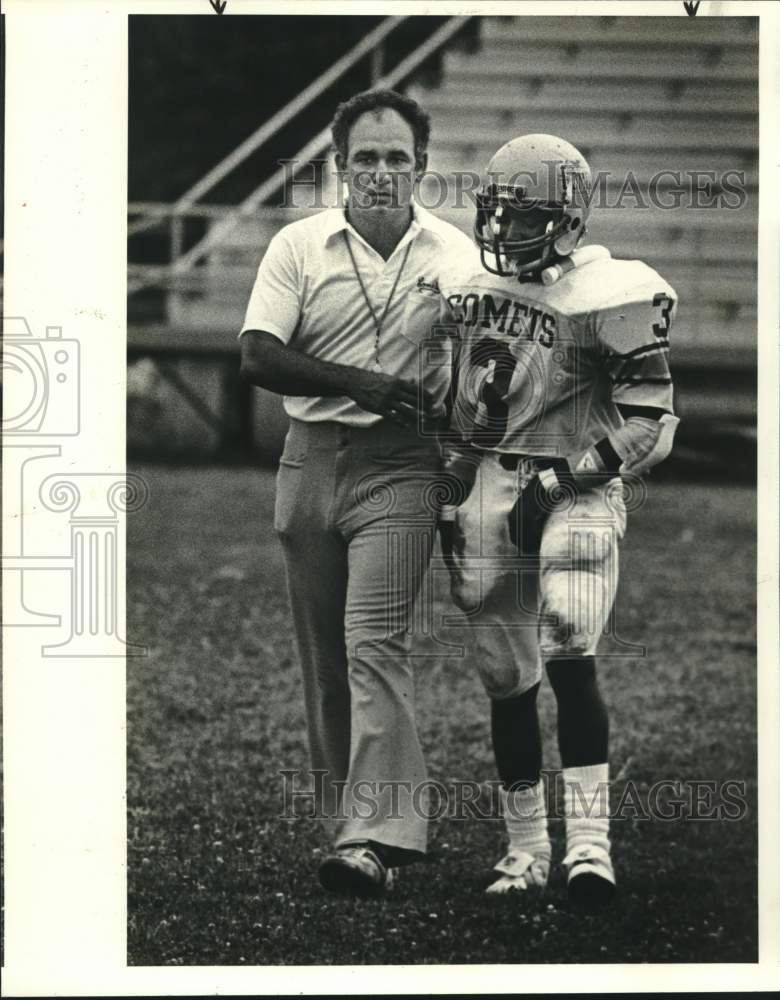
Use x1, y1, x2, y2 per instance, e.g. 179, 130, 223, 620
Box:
318, 845, 394, 899
485, 850, 550, 895
562, 843, 616, 903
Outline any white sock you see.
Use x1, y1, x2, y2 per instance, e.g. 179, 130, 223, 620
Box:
500, 782, 551, 860
563, 763, 611, 855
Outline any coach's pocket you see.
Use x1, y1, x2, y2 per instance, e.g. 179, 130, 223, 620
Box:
274, 435, 308, 533
274, 462, 305, 534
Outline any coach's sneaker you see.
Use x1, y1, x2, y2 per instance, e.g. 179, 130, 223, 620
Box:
563, 843, 616, 903
318, 845, 394, 899
486, 850, 550, 895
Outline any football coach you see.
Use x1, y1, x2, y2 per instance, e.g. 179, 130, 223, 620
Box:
239, 89, 474, 897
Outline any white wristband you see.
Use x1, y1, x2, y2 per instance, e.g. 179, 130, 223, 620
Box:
537, 468, 559, 493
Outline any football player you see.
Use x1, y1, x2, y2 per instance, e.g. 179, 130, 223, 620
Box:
438, 134, 679, 902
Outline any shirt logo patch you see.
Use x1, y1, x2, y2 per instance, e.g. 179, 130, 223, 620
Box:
416, 276, 440, 296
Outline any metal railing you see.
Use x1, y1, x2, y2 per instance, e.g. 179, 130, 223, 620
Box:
128, 15, 472, 295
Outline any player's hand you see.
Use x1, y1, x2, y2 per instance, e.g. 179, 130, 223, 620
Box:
436, 452, 478, 569
345, 369, 440, 429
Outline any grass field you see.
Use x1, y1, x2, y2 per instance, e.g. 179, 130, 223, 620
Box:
127, 464, 757, 966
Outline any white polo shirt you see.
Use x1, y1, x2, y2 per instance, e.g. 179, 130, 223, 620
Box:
240, 202, 477, 425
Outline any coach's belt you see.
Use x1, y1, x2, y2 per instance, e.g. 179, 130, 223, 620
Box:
498, 454, 559, 473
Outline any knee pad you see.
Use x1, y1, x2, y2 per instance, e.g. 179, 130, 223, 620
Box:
540, 615, 594, 657
450, 572, 481, 613
538, 497, 621, 657
468, 627, 542, 700
483, 668, 542, 702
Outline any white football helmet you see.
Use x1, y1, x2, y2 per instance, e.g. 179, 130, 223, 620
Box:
474, 133, 593, 278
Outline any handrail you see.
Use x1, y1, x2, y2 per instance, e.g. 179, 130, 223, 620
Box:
128, 201, 236, 238
130, 201, 299, 224
131, 200, 238, 218
173, 16, 406, 214
173, 15, 470, 275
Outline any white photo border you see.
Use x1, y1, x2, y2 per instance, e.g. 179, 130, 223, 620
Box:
3, 0, 778, 994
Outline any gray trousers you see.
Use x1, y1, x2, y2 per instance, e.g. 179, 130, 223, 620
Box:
274, 418, 441, 857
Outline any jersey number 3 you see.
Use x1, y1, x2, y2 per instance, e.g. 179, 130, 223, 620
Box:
652, 293, 673, 339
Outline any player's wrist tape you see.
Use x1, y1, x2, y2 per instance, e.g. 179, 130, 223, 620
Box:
590, 438, 624, 475
537, 458, 576, 494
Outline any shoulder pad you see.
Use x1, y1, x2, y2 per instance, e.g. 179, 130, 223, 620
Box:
548, 254, 677, 318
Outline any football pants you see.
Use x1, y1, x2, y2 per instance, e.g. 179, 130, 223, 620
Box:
448, 452, 626, 698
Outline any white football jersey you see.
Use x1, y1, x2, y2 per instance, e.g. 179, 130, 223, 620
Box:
439, 246, 677, 456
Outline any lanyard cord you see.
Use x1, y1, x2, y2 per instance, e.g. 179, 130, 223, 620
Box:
343, 230, 413, 367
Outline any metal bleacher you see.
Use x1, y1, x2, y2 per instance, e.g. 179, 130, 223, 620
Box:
128, 14, 758, 458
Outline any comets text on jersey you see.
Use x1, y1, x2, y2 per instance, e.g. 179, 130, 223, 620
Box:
447, 292, 557, 348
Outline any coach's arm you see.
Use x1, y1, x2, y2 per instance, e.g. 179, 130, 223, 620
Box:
239, 329, 436, 428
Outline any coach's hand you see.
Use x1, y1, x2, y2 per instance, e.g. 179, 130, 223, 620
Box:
345, 369, 439, 429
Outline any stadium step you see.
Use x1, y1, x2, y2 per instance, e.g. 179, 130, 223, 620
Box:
479, 14, 758, 48
443, 48, 757, 82
420, 107, 758, 148
479, 37, 757, 73
429, 131, 757, 161
412, 79, 758, 116
442, 63, 756, 93
478, 36, 757, 71
671, 314, 756, 355
587, 222, 756, 265
663, 264, 755, 305
422, 108, 756, 148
